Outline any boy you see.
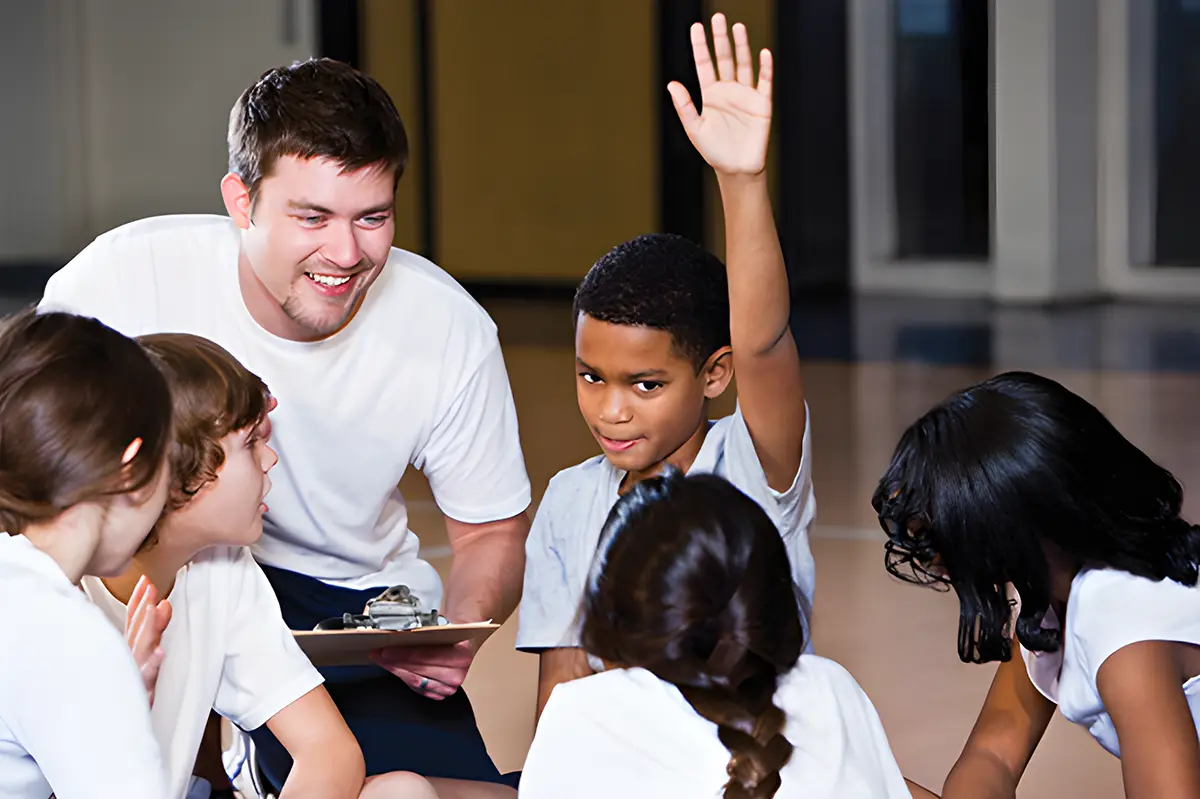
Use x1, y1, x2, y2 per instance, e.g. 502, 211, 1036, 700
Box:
85, 334, 514, 799
516, 14, 816, 717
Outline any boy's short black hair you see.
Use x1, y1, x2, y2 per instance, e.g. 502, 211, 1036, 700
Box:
573, 233, 731, 370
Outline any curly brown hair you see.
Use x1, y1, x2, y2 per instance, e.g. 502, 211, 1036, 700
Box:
137, 334, 269, 513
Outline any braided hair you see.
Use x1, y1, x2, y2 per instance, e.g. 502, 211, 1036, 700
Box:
581, 471, 804, 798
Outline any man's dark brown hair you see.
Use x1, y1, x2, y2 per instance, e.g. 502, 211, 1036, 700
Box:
227, 58, 409, 202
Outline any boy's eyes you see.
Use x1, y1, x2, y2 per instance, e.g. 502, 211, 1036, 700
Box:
577, 373, 664, 393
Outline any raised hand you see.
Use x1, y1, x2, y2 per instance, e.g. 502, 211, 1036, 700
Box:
667, 13, 773, 176
126, 574, 172, 706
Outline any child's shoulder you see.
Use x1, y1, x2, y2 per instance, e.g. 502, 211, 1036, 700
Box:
540, 454, 615, 505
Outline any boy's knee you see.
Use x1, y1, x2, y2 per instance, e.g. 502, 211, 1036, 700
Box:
360, 770, 438, 799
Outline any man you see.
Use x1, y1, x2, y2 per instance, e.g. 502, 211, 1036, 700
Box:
39, 58, 530, 790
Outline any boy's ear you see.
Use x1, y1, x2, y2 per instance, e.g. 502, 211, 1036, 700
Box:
701, 346, 734, 399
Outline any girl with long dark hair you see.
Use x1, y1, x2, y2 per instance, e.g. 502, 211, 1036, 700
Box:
522, 471, 916, 798
875, 371, 1200, 797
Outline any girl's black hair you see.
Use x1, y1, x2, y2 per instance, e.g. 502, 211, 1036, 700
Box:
581, 470, 804, 799
873, 370, 1200, 663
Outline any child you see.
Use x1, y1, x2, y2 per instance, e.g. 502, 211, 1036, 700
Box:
521, 471, 917, 798
516, 14, 816, 717
82, 332, 513, 799
0, 309, 171, 799
874, 370, 1200, 798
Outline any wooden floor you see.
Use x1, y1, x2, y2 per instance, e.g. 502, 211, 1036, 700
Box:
399, 296, 1200, 797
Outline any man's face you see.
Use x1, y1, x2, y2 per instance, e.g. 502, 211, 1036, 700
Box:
239, 155, 396, 340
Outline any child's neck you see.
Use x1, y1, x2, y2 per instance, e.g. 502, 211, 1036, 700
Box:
102, 526, 197, 605
620, 416, 711, 494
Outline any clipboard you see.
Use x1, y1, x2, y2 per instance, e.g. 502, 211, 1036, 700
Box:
293, 621, 500, 667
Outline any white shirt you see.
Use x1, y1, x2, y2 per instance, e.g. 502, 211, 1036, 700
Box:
516, 405, 816, 652
40, 215, 532, 601
0, 535, 166, 799
1023, 567, 1200, 757
82, 546, 325, 799
521, 656, 910, 799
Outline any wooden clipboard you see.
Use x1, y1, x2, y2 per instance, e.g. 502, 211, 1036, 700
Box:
293, 622, 500, 667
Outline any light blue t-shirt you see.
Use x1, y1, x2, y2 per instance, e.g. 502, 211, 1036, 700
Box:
516, 403, 816, 653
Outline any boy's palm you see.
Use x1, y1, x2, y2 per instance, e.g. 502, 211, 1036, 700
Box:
668, 15, 772, 175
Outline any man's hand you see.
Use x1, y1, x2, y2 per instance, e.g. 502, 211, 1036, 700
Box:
667, 13, 773, 177
125, 574, 172, 706
369, 640, 474, 701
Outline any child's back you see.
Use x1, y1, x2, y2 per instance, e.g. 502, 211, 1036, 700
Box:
0, 309, 172, 799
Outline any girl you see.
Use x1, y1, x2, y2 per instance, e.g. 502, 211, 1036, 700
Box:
874, 370, 1200, 798
82, 332, 513, 799
0, 309, 172, 798
521, 470, 921, 799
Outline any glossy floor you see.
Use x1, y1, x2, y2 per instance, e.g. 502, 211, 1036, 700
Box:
388, 294, 1200, 797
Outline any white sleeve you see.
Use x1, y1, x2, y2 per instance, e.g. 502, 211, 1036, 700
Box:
1072, 570, 1200, 678
783, 658, 911, 799
516, 487, 584, 651
721, 402, 817, 600
722, 401, 816, 529
413, 342, 532, 524
38, 236, 153, 337
213, 549, 324, 731
3, 606, 166, 799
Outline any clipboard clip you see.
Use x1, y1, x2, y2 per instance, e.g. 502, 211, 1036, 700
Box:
314, 584, 451, 631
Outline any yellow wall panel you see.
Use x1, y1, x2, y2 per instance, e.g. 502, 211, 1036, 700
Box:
430, 1, 657, 282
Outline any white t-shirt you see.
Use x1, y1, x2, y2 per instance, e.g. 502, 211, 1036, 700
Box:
1023, 567, 1200, 757
40, 215, 532, 601
521, 656, 910, 799
516, 405, 816, 652
0, 535, 166, 799
81, 545, 325, 799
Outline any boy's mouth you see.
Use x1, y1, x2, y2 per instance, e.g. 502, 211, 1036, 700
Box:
596, 433, 644, 453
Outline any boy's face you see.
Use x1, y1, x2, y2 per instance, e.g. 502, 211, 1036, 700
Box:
574, 314, 731, 475
232, 155, 397, 341
170, 416, 278, 548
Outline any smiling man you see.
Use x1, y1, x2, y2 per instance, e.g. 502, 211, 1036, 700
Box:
38, 59, 530, 792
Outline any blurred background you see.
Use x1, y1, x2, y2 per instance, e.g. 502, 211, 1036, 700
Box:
5, 2, 1200, 796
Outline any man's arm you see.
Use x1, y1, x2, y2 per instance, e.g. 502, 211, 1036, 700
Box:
266, 686, 366, 798
668, 15, 805, 492
535, 647, 592, 721
443, 512, 529, 626
370, 511, 530, 700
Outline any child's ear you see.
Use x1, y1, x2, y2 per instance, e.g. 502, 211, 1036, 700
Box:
701, 346, 734, 399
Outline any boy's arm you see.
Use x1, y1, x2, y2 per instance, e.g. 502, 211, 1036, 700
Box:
669, 14, 805, 492
265, 685, 366, 798
536, 647, 593, 721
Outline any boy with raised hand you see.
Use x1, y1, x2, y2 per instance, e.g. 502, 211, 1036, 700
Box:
517, 13, 816, 718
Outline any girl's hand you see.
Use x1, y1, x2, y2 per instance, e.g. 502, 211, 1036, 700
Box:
126, 574, 172, 706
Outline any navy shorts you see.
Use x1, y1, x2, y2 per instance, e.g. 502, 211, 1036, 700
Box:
248, 562, 519, 790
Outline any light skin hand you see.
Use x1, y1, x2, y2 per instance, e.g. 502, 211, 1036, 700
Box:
125, 573, 172, 706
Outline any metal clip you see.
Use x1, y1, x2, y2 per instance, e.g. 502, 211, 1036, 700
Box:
313, 584, 449, 631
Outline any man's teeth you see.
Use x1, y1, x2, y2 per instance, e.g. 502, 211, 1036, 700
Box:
307, 273, 351, 287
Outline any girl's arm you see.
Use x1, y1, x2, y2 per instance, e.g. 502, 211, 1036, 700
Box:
1099, 640, 1200, 799
943, 653, 1055, 799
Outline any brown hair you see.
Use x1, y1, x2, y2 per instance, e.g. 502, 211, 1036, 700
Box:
137, 334, 269, 512
581, 471, 804, 799
227, 58, 409, 202
0, 310, 172, 534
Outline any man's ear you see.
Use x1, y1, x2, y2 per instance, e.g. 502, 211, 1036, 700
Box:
220, 173, 252, 230
701, 346, 734, 399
